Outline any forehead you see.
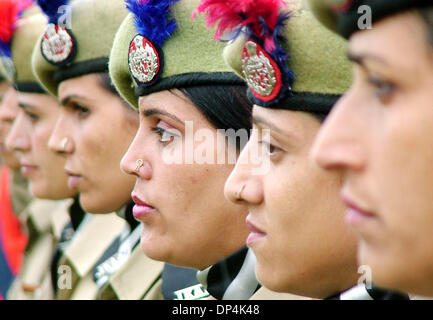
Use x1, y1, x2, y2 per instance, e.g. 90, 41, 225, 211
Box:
138, 90, 209, 124
252, 105, 320, 141
58, 74, 102, 98
349, 12, 430, 70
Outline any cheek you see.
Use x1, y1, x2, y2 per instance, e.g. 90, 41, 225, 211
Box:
75, 121, 107, 165
32, 125, 54, 161
374, 105, 433, 230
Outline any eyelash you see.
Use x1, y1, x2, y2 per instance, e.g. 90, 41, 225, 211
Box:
367, 75, 396, 104
24, 111, 39, 122
71, 102, 90, 118
258, 139, 282, 158
151, 126, 177, 144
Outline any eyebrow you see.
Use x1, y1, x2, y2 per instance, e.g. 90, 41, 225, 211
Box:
18, 102, 38, 111
253, 115, 301, 144
347, 50, 388, 67
60, 94, 92, 107
142, 108, 184, 125
252, 116, 286, 136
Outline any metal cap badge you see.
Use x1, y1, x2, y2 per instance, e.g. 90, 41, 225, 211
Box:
40, 23, 76, 66
37, 0, 76, 66
128, 34, 163, 87
195, 0, 294, 107
241, 40, 283, 103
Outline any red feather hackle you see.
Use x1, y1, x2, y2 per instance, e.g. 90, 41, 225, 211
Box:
193, 0, 287, 48
0, 0, 33, 44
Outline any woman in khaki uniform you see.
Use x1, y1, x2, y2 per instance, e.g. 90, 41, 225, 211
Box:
108, 0, 290, 301
310, 0, 433, 296
0, 2, 87, 299
197, 0, 409, 300
31, 0, 163, 300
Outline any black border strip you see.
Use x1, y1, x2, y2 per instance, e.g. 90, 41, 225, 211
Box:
53, 57, 109, 83
248, 90, 341, 115
134, 72, 245, 97
13, 82, 46, 93
339, 0, 432, 39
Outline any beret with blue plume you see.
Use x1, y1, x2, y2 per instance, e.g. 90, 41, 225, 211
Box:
109, 0, 244, 110
32, 0, 129, 96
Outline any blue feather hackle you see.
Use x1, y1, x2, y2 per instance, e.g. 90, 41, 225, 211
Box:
36, 0, 70, 24
0, 42, 11, 58
266, 11, 294, 88
125, 0, 180, 47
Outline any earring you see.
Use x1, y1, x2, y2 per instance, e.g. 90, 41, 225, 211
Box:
61, 137, 69, 152
135, 159, 144, 172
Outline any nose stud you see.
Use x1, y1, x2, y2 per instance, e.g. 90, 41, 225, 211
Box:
135, 159, 144, 172
61, 137, 69, 152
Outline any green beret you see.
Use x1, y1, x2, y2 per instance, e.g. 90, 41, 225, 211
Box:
220, 0, 352, 114
32, 0, 129, 96
10, 14, 47, 93
109, 0, 244, 110
307, 0, 432, 39
0, 62, 6, 82
0, 5, 44, 90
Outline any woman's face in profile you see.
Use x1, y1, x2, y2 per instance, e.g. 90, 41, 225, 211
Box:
50, 74, 139, 213
6, 92, 76, 199
121, 90, 248, 271
225, 105, 358, 298
312, 11, 433, 295
0, 85, 21, 170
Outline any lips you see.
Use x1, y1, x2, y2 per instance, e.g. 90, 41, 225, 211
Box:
20, 165, 38, 177
19, 161, 38, 177
341, 192, 376, 226
65, 168, 82, 190
132, 195, 156, 220
245, 217, 266, 246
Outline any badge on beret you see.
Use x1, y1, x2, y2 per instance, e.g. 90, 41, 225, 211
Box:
241, 40, 283, 103
128, 34, 163, 87
40, 23, 76, 66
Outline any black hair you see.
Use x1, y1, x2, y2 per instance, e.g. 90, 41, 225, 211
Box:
418, 7, 433, 46
98, 72, 134, 109
98, 72, 119, 96
174, 84, 252, 150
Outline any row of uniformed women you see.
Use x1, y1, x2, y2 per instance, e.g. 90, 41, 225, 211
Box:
0, 0, 431, 300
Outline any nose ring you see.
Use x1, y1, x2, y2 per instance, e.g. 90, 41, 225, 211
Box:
135, 159, 144, 172
61, 137, 69, 152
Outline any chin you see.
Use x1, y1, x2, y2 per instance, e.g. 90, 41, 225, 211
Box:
255, 261, 287, 293
359, 242, 433, 296
140, 240, 169, 263
79, 193, 125, 213
32, 185, 73, 200
31, 184, 54, 200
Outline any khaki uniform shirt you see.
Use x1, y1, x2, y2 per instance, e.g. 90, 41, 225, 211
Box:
7, 199, 69, 299
98, 246, 164, 300
55, 213, 126, 300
